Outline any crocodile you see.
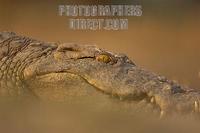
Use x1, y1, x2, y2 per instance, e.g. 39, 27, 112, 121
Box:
0, 31, 200, 116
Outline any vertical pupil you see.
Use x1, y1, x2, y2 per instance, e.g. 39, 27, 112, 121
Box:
103, 56, 109, 62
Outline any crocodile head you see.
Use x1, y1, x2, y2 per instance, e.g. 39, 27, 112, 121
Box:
1, 31, 199, 116
23, 43, 142, 100
22, 42, 200, 116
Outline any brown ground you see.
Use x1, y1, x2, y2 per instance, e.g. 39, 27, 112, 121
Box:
0, 0, 200, 132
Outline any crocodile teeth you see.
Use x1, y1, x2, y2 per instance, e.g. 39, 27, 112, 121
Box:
119, 97, 123, 101
194, 101, 199, 113
160, 110, 166, 118
150, 97, 155, 103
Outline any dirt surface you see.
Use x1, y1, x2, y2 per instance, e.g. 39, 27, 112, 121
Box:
0, 0, 200, 132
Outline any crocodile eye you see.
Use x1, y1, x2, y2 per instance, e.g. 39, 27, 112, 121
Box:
96, 54, 111, 63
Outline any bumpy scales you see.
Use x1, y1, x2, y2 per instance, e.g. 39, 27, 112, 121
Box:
0, 31, 200, 116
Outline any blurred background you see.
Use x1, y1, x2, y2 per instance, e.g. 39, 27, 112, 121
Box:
0, 0, 200, 88
0, 0, 200, 133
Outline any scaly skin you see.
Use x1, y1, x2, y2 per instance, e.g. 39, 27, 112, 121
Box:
0, 31, 200, 116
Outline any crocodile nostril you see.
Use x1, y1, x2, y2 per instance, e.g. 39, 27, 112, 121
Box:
163, 84, 185, 94
171, 86, 185, 94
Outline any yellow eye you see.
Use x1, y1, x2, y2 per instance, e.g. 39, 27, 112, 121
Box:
96, 54, 111, 63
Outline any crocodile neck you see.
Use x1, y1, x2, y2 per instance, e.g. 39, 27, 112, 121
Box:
0, 32, 57, 96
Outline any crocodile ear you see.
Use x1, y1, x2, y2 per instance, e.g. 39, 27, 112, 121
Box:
54, 43, 80, 60
56, 43, 81, 52
54, 43, 99, 61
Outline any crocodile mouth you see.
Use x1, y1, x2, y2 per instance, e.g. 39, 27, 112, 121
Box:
27, 71, 200, 117
30, 71, 161, 113
61, 72, 164, 115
